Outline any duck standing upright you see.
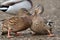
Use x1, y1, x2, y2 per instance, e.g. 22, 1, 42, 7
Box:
0, 0, 33, 14
1, 8, 32, 38
30, 6, 54, 37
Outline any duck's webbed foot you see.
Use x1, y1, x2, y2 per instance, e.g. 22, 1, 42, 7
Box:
15, 32, 23, 36
47, 29, 54, 37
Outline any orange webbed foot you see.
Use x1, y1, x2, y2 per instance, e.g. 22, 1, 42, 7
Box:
15, 32, 23, 36
7, 35, 14, 38
47, 29, 55, 37
47, 34, 55, 37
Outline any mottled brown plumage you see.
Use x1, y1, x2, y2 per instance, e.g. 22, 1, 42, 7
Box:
30, 7, 54, 36
1, 8, 32, 38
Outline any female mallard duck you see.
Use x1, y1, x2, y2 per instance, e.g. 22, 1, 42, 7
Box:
30, 5, 54, 37
1, 8, 32, 38
0, 0, 33, 14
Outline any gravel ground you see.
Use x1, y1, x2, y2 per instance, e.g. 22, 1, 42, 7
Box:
0, 0, 60, 40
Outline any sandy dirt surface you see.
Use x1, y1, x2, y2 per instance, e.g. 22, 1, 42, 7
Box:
0, 0, 60, 40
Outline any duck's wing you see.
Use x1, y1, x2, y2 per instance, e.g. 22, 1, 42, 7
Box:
1, 0, 23, 6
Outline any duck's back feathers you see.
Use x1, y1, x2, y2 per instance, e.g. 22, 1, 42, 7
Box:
1, 1, 32, 14
1, 8, 32, 35
1, 0, 23, 6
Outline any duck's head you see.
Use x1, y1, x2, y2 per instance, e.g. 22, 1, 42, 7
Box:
32, 4, 44, 16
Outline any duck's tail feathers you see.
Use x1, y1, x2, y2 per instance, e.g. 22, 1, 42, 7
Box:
47, 20, 54, 26
0, 5, 9, 12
